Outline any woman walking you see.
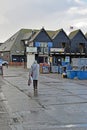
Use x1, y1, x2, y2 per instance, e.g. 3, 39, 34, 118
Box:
30, 60, 39, 91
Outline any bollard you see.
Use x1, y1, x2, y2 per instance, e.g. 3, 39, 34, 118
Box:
0, 66, 3, 76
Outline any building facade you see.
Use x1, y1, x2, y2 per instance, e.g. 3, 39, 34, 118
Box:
69, 29, 87, 62
0, 28, 87, 68
50, 29, 70, 65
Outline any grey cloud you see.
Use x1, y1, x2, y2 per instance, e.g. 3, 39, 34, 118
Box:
0, 0, 87, 42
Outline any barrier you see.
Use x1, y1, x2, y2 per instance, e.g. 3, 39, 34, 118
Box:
67, 70, 78, 79
77, 71, 87, 80
39, 63, 50, 74
51, 66, 58, 73
42, 66, 50, 73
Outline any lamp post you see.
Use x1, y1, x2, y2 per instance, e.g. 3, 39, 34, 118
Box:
24, 40, 28, 68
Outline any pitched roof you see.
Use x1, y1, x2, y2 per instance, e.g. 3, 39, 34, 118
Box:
0, 28, 71, 52
85, 32, 87, 39
0, 30, 20, 51
28, 30, 40, 42
0, 28, 54, 51
52, 29, 63, 39
52, 28, 70, 40
46, 30, 55, 38
69, 29, 87, 43
69, 29, 81, 39
22, 32, 33, 40
0, 29, 34, 51
29, 28, 52, 42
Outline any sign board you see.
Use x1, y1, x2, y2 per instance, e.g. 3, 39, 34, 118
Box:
35, 42, 53, 47
72, 58, 87, 67
51, 66, 58, 73
65, 56, 70, 62
26, 47, 37, 53
42, 66, 49, 73
50, 48, 64, 53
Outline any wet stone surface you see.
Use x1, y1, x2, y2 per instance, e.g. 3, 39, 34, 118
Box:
0, 76, 12, 130
1, 66, 87, 130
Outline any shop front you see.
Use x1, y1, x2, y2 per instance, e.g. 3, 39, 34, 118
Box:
35, 42, 53, 64
50, 48, 71, 73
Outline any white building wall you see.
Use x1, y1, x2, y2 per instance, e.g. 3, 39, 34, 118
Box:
27, 53, 35, 68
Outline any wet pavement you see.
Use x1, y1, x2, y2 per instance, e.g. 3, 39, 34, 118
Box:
1, 66, 87, 130
0, 76, 11, 130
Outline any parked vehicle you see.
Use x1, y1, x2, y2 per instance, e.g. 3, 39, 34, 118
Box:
0, 59, 8, 66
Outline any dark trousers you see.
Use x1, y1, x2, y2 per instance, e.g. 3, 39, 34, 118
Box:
33, 80, 38, 90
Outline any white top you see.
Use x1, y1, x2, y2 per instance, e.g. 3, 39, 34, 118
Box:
30, 63, 39, 80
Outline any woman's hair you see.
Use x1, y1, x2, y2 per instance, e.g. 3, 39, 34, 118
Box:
34, 60, 37, 64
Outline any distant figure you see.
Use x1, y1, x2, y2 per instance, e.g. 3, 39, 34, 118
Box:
0, 63, 3, 76
30, 60, 39, 91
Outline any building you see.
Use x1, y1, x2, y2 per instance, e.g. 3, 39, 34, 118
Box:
0, 29, 34, 63
0, 28, 54, 68
27, 28, 53, 63
69, 29, 87, 61
0, 28, 87, 68
50, 29, 70, 65
21, 28, 54, 68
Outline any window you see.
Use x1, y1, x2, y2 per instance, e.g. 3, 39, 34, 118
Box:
79, 43, 84, 53
44, 48, 48, 54
40, 42, 48, 47
38, 47, 44, 54
62, 42, 66, 48
37, 47, 48, 54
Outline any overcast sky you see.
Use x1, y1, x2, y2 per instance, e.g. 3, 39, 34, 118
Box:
0, 0, 87, 42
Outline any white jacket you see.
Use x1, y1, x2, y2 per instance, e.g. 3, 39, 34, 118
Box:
30, 63, 39, 80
